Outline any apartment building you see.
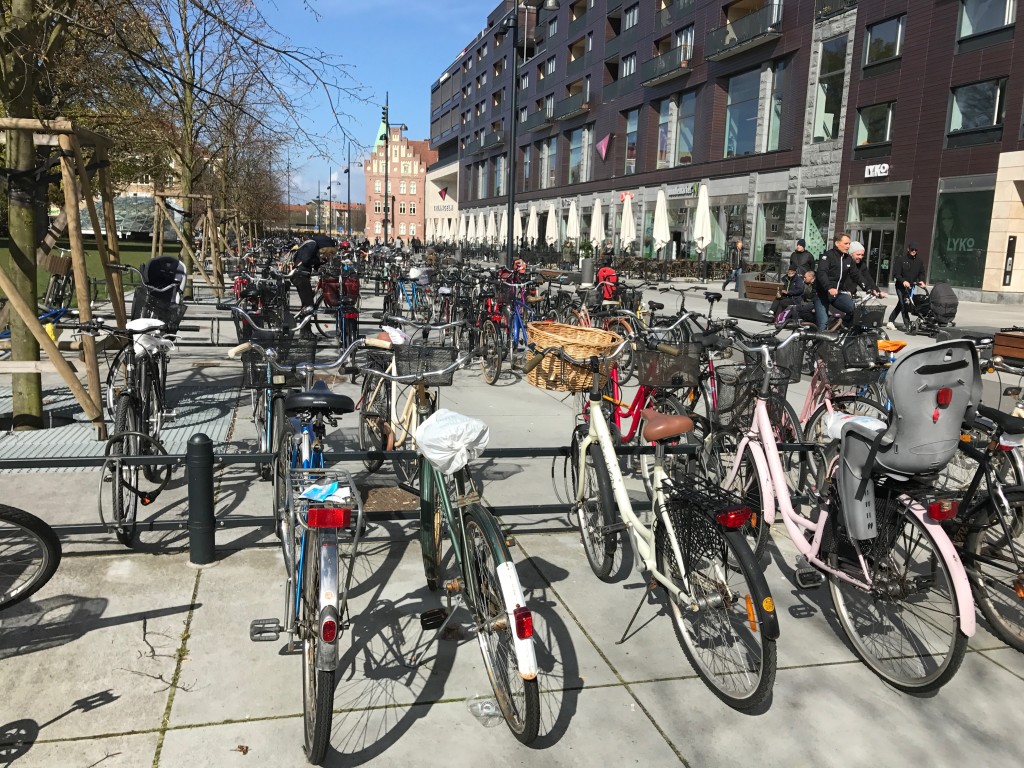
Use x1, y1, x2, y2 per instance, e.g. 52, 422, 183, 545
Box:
429, 0, 1024, 300
364, 126, 438, 244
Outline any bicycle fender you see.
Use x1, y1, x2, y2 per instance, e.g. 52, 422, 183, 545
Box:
716, 526, 781, 640
316, 530, 341, 671
495, 561, 539, 679
904, 497, 976, 637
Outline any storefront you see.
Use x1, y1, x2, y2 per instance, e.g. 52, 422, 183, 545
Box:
753, 194, 786, 267
846, 180, 910, 288
802, 197, 833, 257
929, 176, 995, 290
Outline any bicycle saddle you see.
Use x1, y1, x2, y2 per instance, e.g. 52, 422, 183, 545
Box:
640, 409, 694, 443
285, 381, 355, 415
977, 404, 1024, 437
704, 291, 722, 303
648, 300, 665, 311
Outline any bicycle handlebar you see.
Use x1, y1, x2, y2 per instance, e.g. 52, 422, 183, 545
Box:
111, 263, 176, 294
523, 336, 634, 374
361, 352, 471, 385
215, 302, 314, 334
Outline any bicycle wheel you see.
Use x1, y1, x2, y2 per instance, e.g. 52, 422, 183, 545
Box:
703, 431, 771, 560
104, 347, 131, 421
604, 317, 635, 384
310, 296, 334, 338
480, 319, 502, 385
111, 394, 141, 547
300, 528, 335, 763
393, 390, 430, 486
573, 438, 618, 580
828, 491, 969, 692
358, 375, 389, 473
464, 505, 540, 744
254, 391, 271, 480
964, 490, 1024, 653
0, 506, 62, 610
272, 400, 292, 536
804, 396, 888, 446
139, 362, 167, 485
638, 394, 700, 499
768, 395, 808, 497
657, 515, 777, 709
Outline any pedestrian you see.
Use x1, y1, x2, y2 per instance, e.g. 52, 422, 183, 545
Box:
290, 233, 338, 315
766, 264, 804, 319
789, 239, 815, 273
887, 243, 927, 330
722, 239, 744, 291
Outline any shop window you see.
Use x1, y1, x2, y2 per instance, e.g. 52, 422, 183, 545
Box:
865, 16, 905, 65
724, 68, 760, 158
930, 189, 993, 288
948, 78, 1006, 146
803, 198, 832, 256
522, 145, 532, 192
624, 108, 639, 175
959, 0, 1017, 38
675, 91, 697, 166
815, 35, 847, 142
855, 102, 894, 146
569, 124, 593, 183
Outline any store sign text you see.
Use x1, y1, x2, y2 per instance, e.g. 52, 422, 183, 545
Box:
433, 203, 455, 212
864, 163, 890, 179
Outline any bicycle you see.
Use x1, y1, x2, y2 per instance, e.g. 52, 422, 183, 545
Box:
0, 505, 62, 611
234, 335, 364, 764
523, 335, 779, 709
703, 330, 979, 692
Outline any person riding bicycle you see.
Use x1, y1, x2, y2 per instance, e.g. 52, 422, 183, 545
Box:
290, 234, 338, 310
813, 233, 885, 329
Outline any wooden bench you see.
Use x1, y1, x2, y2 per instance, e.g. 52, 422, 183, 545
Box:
743, 279, 784, 301
994, 330, 1024, 365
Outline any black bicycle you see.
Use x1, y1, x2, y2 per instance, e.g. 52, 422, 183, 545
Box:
0, 505, 62, 611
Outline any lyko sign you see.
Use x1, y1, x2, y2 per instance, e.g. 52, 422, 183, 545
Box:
864, 163, 890, 179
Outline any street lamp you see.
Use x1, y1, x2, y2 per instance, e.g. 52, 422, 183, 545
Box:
379, 93, 408, 247
503, 0, 560, 268
342, 143, 363, 241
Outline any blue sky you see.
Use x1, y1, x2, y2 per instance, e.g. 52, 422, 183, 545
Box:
264, 0, 492, 208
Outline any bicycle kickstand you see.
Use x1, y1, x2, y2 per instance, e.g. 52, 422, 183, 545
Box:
615, 574, 660, 645
404, 587, 465, 667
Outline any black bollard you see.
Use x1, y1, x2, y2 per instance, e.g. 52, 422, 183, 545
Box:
187, 433, 216, 565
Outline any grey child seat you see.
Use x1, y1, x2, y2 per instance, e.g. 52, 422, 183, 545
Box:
830, 340, 980, 540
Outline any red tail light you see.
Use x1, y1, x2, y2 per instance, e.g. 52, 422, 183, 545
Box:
716, 506, 753, 529
927, 499, 959, 521
936, 388, 953, 407
307, 507, 352, 528
321, 618, 338, 643
513, 606, 533, 639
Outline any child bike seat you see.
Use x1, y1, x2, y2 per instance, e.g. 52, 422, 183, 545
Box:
285, 381, 355, 415
640, 409, 694, 443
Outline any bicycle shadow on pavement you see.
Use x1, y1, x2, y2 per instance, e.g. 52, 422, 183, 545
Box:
0, 691, 118, 765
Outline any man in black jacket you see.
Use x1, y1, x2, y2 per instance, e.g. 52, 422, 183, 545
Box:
290, 233, 338, 309
788, 239, 815, 274
813, 233, 885, 329
887, 243, 927, 329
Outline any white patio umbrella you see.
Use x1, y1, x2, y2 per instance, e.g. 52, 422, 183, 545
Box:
692, 184, 712, 278
590, 198, 605, 250
526, 205, 539, 245
486, 210, 497, 245
458, 215, 467, 243
476, 212, 486, 245
514, 207, 524, 244
466, 213, 477, 244
426, 218, 434, 243
498, 209, 508, 246
653, 189, 671, 254
544, 204, 559, 246
566, 200, 581, 243
619, 193, 636, 250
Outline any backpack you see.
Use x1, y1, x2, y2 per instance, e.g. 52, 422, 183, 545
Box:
597, 266, 618, 301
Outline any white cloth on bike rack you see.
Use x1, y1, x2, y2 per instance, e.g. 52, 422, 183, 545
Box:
416, 409, 490, 475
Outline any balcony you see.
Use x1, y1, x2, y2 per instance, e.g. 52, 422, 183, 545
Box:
569, 13, 588, 37
656, 0, 696, 29
522, 109, 555, 132
462, 136, 483, 155
640, 44, 694, 86
553, 91, 590, 121
604, 33, 623, 59
480, 131, 506, 150
607, 0, 623, 11
602, 72, 636, 101
814, 0, 856, 20
567, 53, 589, 78
706, 4, 783, 62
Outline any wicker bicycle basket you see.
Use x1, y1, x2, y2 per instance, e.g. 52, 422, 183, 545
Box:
634, 344, 701, 388
818, 333, 883, 387
526, 321, 622, 392
713, 363, 790, 428
394, 344, 459, 387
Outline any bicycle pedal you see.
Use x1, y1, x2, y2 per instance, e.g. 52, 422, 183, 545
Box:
420, 607, 448, 630
161, 409, 176, 424
794, 567, 825, 589
249, 618, 282, 642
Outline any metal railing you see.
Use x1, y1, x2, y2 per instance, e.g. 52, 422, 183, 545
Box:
567, 53, 589, 78
640, 43, 694, 86
706, 4, 783, 61
815, 0, 856, 20
656, 0, 696, 29
523, 108, 554, 131
554, 91, 590, 120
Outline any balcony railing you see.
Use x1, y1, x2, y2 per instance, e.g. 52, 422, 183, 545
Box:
604, 33, 623, 59
640, 44, 694, 86
569, 13, 588, 37
706, 4, 783, 61
463, 137, 483, 155
815, 0, 856, 20
656, 0, 696, 29
480, 131, 506, 150
553, 91, 590, 120
602, 72, 636, 101
607, 0, 623, 12
522, 109, 554, 132
567, 53, 589, 78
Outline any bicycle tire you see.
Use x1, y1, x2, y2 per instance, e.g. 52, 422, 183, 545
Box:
300, 528, 335, 763
272, 400, 291, 538
254, 391, 271, 480
0, 506, 62, 610
139, 362, 167, 485
104, 347, 131, 421
703, 431, 771, 560
480, 319, 502, 385
463, 504, 541, 744
828, 491, 969, 692
393, 390, 430, 487
638, 393, 699, 500
358, 375, 389, 473
768, 395, 808, 498
310, 296, 333, 338
657, 515, 777, 709
421, 472, 445, 592
573, 439, 618, 580
111, 394, 141, 547
963, 490, 1024, 653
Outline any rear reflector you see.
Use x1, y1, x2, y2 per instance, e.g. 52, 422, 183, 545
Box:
513, 606, 533, 640
321, 618, 338, 643
307, 507, 352, 528
936, 388, 953, 407
716, 506, 753, 529
927, 499, 959, 521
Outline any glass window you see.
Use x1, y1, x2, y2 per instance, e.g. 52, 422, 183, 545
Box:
374, 200, 382, 214
676, 91, 697, 165
815, 35, 847, 142
766, 60, 786, 152
949, 78, 1007, 132
410, 202, 417, 215
568, 125, 593, 183
374, 221, 382, 234
803, 198, 832, 256
545, 93, 555, 116
545, 57, 557, 75
959, 0, 1017, 38
931, 189, 993, 288
522, 145, 532, 192
399, 202, 407, 214
865, 16, 905, 65
374, 179, 382, 193
494, 155, 506, 197
624, 3, 639, 29
657, 99, 674, 169
410, 182, 417, 194
675, 25, 694, 58
548, 17, 558, 36
621, 53, 636, 77
624, 108, 639, 174
520, 72, 529, 90
856, 102, 894, 145
724, 69, 760, 157
477, 162, 487, 199
519, 106, 528, 123
540, 137, 558, 189
410, 224, 416, 236
400, 223, 407, 235
400, 181, 407, 194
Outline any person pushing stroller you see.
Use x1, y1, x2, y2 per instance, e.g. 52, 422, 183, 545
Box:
887, 243, 927, 331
